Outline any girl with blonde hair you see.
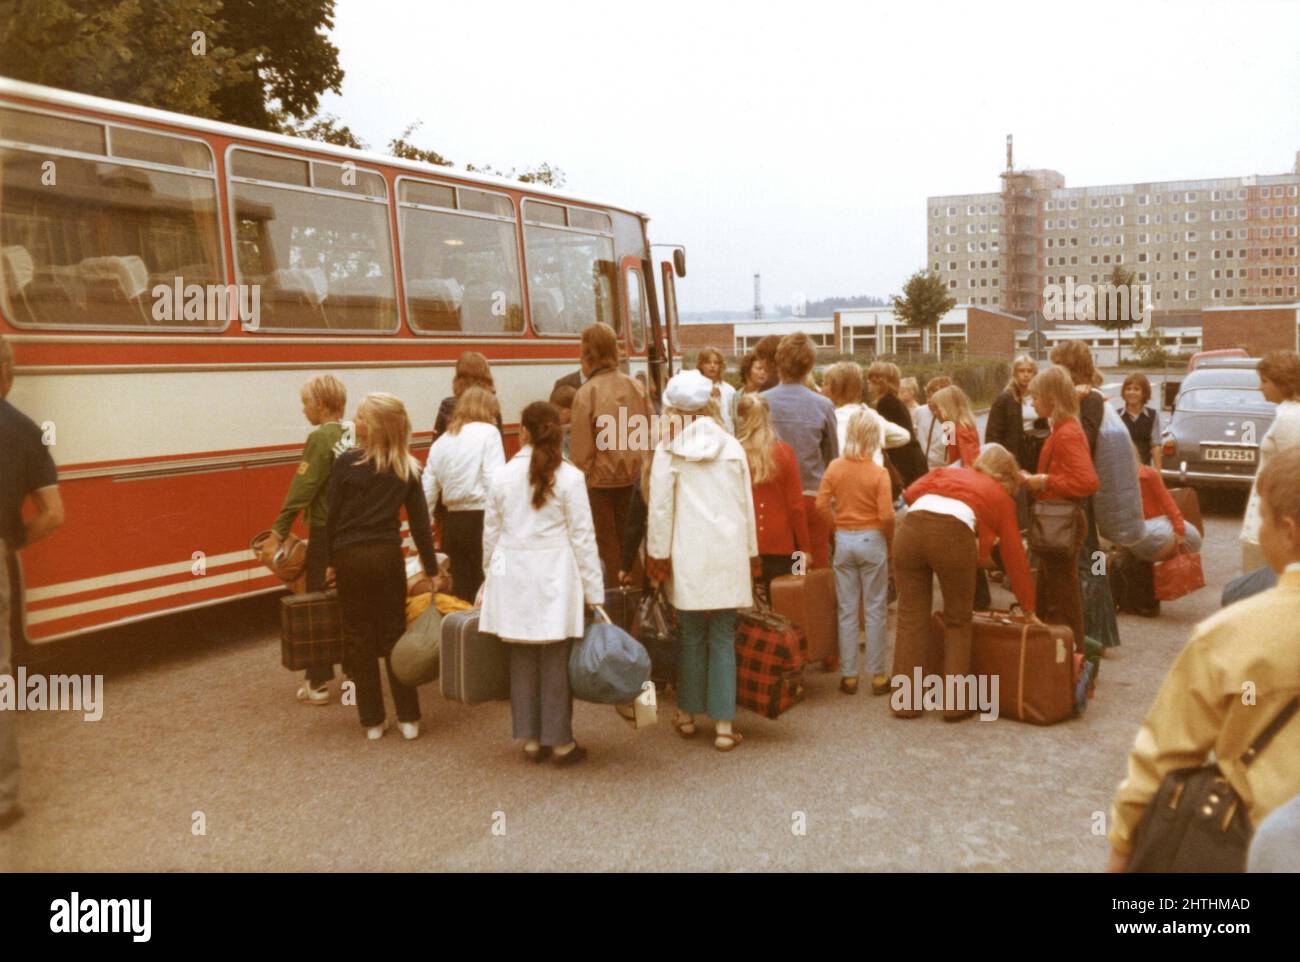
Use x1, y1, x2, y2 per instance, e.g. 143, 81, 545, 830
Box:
823, 361, 909, 468
432, 351, 501, 443
930, 385, 981, 467
986, 355, 1045, 472
695, 347, 736, 432
326, 393, 439, 741
735, 394, 810, 596
866, 360, 926, 485
815, 410, 893, 695
892, 442, 1040, 719
1022, 366, 1098, 653
422, 386, 506, 602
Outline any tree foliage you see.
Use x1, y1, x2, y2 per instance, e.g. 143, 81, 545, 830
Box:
892, 270, 956, 355
1096, 264, 1144, 360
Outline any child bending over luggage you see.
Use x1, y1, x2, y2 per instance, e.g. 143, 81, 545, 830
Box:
815, 410, 893, 696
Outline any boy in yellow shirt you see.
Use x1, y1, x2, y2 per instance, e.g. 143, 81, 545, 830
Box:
1107, 446, 1300, 870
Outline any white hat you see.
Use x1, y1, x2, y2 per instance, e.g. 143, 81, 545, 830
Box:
663, 369, 714, 412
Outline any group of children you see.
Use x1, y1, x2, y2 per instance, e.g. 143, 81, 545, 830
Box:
262, 325, 1300, 868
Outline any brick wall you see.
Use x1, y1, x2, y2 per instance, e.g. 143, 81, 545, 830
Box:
1202, 307, 1299, 355
966, 307, 1025, 358
676, 322, 735, 354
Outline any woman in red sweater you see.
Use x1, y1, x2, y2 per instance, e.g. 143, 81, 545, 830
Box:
1022, 364, 1100, 652
931, 385, 982, 467
892, 443, 1039, 721
735, 394, 811, 596
1130, 446, 1203, 562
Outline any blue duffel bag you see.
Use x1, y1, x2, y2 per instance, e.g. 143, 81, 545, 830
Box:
1093, 403, 1145, 547
569, 607, 652, 705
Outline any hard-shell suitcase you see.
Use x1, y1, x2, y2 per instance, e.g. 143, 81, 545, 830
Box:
280, 590, 342, 671
440, 609, 509, 703
932, 610, 1076, 725
1167, 486, 1204, 538
769, 569, 837, 668
735, 601, 806, 719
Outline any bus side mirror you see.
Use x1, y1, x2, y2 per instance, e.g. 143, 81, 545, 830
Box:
673, 249, 686, 278
1162, 380, 1180, 410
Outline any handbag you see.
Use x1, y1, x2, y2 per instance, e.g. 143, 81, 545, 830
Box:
1153, 545, 1206, 601
1028, 445, 1081, 558
632, 587, 677, 686
252, 529, 308, 583
569, 607, 652, 705
1127, 697, 1300, 872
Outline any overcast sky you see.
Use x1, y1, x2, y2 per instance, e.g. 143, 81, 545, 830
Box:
318, 0, 1300, 314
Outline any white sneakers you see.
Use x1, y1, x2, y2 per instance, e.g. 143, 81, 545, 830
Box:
364, 720, 420, 741
296, 683, 330, 706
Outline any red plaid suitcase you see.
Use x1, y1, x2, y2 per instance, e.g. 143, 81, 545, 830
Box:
734, 602, 807, 719
280, 591, 344, 670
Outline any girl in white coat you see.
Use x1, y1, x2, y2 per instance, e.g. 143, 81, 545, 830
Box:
480, 401, 603, 765
647, 370, 759, 752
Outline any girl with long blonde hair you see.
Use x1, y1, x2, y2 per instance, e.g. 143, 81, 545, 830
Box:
930, 385, 981, 467
735, 395, 810, 599
327, 392, 439, 741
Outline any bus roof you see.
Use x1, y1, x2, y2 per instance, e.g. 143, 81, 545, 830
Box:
0, 75, 648, 221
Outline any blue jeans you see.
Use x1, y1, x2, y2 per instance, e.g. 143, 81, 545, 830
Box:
676, 609, 737, 721
1130, 517, 1203, 562
833, 528, 889, 677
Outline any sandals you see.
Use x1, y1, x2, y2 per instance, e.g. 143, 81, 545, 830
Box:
615, 704, 637, 727
714, 729, 744, 752
673, 714, 697, 738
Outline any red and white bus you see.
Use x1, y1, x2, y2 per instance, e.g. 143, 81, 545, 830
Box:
0, 77, 685, 646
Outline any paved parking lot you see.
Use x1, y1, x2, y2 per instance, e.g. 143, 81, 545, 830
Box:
0, 491, 1249, 872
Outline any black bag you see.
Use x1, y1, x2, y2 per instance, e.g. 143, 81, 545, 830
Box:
1111, 549, 1159, 617
603, 586, 642, 632
1128, 697, 1300, 872
633, 587, 677, 688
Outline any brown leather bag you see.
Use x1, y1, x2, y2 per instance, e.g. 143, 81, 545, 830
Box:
1028, 446, 1082, 557
770, 569, 838, 668
252, 530, 308, 584
1166, 486, 1204, 537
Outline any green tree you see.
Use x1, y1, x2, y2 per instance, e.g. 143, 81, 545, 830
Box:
0, 0, 342, 132
276, 111, 365, 149
892, 270, 956, 360
388, 121, 454, 167
1096, 264, 1144, 362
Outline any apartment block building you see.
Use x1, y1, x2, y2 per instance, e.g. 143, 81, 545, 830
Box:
927, 153, 1300, 318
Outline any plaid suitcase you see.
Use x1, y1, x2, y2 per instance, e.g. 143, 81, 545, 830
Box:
440, 609, 509, 703
734, 602, 806, 719
280, 591, 343, 670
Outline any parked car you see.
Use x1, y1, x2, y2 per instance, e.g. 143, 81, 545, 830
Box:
1185, 347, 1249, 373
1160, 362, 1276, 489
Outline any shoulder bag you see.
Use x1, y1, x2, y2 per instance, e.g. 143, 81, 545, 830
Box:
1128, 697, 1300, 872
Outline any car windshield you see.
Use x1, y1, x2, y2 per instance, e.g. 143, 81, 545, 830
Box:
1176, 388, 1271, 413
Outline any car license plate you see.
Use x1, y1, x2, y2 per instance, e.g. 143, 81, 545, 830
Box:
1202, 446, 1256, 463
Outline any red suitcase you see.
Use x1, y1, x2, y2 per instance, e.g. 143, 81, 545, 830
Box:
770, 569, 838, 669
930, 610, 1076, 725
